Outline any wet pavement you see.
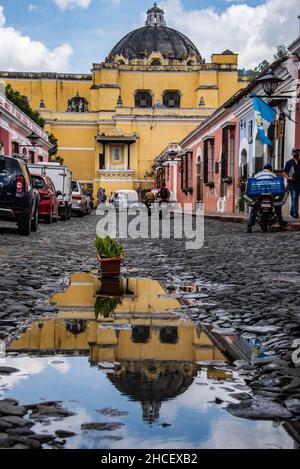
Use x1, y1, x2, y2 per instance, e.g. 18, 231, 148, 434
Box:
0, 214, 300, 448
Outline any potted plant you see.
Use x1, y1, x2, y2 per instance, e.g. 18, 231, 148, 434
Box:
94, 296, 122, 319
95, 235, 125, 278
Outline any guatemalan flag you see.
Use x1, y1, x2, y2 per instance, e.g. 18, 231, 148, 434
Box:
252, 95, 276, 145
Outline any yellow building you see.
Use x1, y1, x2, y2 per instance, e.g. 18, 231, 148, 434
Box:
0, 3, 247, 197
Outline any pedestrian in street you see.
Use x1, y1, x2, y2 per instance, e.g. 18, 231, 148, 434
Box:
247, 163, 286, 233
97, 187, 103, 206
101, 189, 107, 205
283, 148, 300, 218
157, 183, 170, 204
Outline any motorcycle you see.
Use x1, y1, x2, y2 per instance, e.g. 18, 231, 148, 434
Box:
244, 192, 288, 232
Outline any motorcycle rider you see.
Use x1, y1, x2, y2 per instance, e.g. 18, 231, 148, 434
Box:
247, 163, 287, 233
157, 183, 170, 205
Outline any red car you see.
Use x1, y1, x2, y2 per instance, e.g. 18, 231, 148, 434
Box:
31, 174, 59, 223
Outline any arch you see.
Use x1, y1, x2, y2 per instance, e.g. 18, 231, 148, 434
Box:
67, 92, 88, 112
151, 59, 161, 66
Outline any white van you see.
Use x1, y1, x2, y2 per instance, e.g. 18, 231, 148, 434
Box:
28, 162, 72, 221
110, 190, 139, 210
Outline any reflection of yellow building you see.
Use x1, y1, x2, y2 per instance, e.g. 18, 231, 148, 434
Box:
10, 273, 226, 366
0, 3, 247, 196
9, 273, 231, 424
51, 272, 182, 317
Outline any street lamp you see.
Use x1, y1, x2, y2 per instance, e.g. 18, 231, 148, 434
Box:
27, 131, 40, 147
256, 69, 283, 97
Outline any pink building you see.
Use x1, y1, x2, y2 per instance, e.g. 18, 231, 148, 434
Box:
154, 107, 239, 214
0, 85, 51, 162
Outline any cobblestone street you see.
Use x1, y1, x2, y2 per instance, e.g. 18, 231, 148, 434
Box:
1, 215, 300, 447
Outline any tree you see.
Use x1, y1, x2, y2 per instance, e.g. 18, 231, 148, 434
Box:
254, 59, 270, 75
274, 44, 289, 60
251, 44, 289, 78
5, 84, 62, 163
5, 84, 46, 129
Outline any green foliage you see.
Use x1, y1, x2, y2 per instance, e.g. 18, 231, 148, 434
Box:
48, 133, 58, 157
274, 44, 289, 60
95, 235, 124, 259
254, 59, 270, 75
94, 296, 122, 319
5, 84, 46, 129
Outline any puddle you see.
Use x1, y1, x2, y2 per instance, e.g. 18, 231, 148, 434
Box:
0, 273, 295, 449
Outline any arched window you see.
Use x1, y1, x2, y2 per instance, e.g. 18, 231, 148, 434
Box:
67, 92, 88, 112
163, 91, 181, 108
151, 59, 161, 66
135, 90, 152, 108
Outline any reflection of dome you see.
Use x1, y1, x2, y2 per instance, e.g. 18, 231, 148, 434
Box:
107, 361, 197, 424
107, 3, 202, 63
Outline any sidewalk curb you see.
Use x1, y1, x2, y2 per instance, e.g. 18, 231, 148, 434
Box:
204, 213, 300, 231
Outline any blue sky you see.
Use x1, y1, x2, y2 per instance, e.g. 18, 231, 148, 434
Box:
0, 0, 298, 72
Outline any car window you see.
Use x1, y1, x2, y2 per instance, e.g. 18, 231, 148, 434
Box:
32, 176, 46, 189
72, 181, 79, 192
0, 156, 18, 175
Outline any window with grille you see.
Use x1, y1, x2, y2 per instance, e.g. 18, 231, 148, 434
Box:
163, 91, 181, 108
181, 151, 193, 192
203, 139, 214, 183
135, 91, 152, 108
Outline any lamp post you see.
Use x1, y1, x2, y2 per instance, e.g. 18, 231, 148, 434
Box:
255, 69, 286, 98
27, 131, 40, 147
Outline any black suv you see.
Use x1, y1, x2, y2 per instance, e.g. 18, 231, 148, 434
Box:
0, 155, 40, 235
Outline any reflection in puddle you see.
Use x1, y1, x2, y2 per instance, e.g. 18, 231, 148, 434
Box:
0, 273, 295, 449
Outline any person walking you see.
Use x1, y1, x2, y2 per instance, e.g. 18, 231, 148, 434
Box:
283, 148, 300, 218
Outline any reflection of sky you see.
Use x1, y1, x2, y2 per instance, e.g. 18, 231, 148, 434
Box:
0, 355, 294, 449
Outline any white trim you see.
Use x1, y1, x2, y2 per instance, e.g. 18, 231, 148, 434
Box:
58, 147, 96, 151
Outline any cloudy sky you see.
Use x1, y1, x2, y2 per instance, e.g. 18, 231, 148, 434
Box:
0, 0, 299, 73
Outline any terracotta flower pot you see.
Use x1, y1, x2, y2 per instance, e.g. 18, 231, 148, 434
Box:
98, 256, 122, 278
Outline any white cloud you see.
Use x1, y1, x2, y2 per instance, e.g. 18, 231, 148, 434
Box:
0, 5, 73, 72
160, 0, 299, 69
28, 4, 39, 12
53, 0, 92, 10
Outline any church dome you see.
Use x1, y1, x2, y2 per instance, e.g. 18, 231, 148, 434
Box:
107, 3, 202, 64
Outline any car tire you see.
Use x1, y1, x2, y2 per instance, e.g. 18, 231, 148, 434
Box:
46, 211, 53, 224
31, 209, 39, 232
18, 214, 31, 236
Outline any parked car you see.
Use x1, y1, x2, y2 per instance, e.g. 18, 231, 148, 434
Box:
71, 180, 88, 217
0, 155, 39, 235
31, 174, 59, 223
28, 163, 72, 221
109, 190, 139, 211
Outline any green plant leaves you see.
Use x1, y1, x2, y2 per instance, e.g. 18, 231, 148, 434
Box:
95, 235, 124, 259
94, 296, 122, 319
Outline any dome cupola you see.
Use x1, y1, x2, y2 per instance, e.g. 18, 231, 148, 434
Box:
107, 3, 202, 65
145, 2, 166, 27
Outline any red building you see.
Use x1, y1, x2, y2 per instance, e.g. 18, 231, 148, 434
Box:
0, 83, 51, 162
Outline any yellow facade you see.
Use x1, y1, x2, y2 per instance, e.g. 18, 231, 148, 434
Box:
0, 4, 248, 197
9, 272, 227, 367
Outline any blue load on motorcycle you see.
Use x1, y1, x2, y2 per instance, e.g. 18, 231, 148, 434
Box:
247, 176, 285, 197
